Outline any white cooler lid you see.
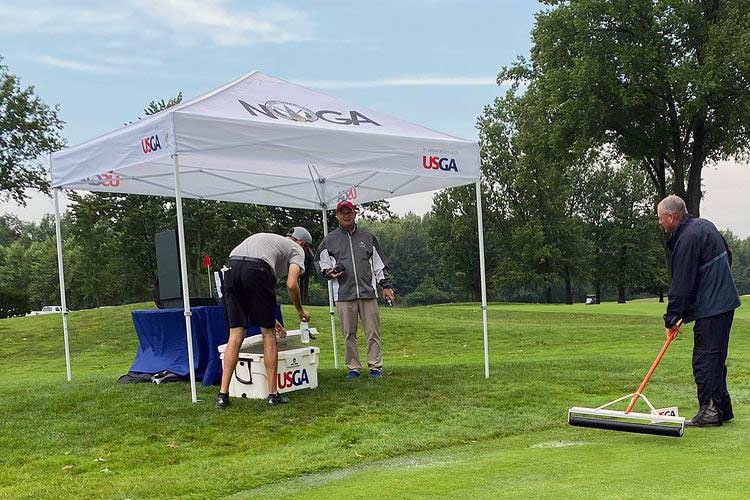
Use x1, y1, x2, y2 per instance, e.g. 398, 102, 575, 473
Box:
217, 328, 318, 354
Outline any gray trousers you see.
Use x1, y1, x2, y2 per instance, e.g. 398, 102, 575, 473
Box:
336, 298, 382, 371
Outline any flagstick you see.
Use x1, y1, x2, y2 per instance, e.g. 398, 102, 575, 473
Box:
207, 265, 212, 297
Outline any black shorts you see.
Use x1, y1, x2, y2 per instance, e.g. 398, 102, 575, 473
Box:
223, 258, 277, 329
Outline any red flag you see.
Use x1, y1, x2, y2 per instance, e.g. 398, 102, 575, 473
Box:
201, 255, 212, 268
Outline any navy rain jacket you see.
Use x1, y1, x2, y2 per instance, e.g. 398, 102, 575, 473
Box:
664, 215, 741, 327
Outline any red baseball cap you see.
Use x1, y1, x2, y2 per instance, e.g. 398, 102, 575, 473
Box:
336, 200, 357, 212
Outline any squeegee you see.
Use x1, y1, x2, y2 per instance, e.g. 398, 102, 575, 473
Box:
568, 320, 685, 437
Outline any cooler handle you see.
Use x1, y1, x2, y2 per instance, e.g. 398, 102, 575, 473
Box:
234, 360, 253, 385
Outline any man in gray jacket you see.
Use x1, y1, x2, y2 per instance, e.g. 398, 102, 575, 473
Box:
315, 200, 395, 379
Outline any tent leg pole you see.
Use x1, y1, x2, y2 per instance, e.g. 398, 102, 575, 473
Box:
53, 189, 72, 382
475, 181, 489, 379
173, 154, 198, 403
322, 208, 339, 369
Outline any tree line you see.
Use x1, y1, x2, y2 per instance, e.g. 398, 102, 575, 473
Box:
3, 1, 750, 316
4, 202, 750, 317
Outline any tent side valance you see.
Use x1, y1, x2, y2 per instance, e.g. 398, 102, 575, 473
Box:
52, 113, 479, 209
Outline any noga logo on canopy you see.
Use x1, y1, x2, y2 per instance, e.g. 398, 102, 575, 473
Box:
422, 155, 458, 172
141, 134, 162, 154
238, 99, 382, 126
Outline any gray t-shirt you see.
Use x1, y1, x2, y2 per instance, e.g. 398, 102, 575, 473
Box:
230, 233, 305, 279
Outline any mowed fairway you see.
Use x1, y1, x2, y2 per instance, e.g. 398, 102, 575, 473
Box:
1, 299, 748, 499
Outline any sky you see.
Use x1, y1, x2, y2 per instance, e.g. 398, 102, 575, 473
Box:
1, 0, 749, 235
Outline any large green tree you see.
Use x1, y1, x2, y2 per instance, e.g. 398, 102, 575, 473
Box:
504, 0, 750, 216
476, 81, 592, 304
0, 56, 65, 204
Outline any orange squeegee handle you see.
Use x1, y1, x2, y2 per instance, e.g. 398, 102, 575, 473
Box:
624, 319, 683, 414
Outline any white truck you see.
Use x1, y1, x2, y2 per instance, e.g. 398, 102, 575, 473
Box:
26, 306, 63, 316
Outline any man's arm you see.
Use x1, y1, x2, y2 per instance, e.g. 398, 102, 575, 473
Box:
287, 263, 310, 321
371, 234, 395, 304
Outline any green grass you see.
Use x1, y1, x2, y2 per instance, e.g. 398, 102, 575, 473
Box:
1, 299, 748, 499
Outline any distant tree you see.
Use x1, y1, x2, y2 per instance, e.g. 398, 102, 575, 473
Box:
363, 213, 438, 297
0, 213, 24, 246
0, 239, 31, 304
504, 0, 750, 216
143, 93, 183, 117
607, 164, 666, 302
25, 238, 60, 308
723, 231, 750, 295
0, 55, 65, 204
429, 184, 489, 300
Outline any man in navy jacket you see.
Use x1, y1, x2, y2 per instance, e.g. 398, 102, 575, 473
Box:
658, 195, 741, 426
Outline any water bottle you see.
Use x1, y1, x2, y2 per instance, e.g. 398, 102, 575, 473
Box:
300, 321, 310, 343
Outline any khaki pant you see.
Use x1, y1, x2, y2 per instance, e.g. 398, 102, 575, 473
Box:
336, 298, 382, 372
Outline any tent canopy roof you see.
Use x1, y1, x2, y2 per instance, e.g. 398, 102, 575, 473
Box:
51, 71, 480, 209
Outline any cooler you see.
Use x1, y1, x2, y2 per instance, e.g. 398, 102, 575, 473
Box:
218, 329, 320, 399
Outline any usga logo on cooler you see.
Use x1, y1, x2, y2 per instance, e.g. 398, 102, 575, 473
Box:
422, 155, 459, 172
141, 134, 162, 154
277, 368, 310, 389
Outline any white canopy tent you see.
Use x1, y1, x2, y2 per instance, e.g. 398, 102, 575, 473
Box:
50, 71, 489, 402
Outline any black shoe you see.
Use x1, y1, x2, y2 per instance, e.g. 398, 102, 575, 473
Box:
267, 392, 290, 406
216, 392, 230, 410
686, 400, 722, 427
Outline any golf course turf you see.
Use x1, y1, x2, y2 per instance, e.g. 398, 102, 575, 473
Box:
1, 299, 747, 499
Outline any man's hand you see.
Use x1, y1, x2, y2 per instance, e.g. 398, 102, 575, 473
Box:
383, 288, 395, 306
323, 268, 343, 280
297, 308, 310, 322
275, 320, 287, 339
665, 319, 683, 340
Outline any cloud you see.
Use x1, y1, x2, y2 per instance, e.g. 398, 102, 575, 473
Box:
0, 1, 313, 46
0, 3, 131, 37
296, 75, 503, 89
134, 0, 313, 46
23, 54, 124, 75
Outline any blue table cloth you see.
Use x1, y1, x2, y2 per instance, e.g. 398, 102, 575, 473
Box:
129, 305, 281, 386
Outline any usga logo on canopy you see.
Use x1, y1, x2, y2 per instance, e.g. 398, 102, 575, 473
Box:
141, 134, 162, 154
422, 154, 459, 172
239, 99, 382, 126
81, 172, 121, 188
